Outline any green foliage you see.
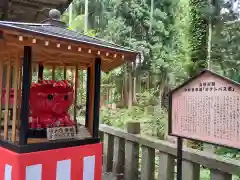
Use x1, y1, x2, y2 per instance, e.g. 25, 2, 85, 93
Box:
63, 0, 240, 163
100, 89, 167, 138
215, 147, 240, 159
142, 106, 167, 139
211, 22, 240, 82
137, 89, 159, 106
188, 0, 208, 76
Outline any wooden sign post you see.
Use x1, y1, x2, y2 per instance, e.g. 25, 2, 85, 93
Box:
168, 69, 240, 180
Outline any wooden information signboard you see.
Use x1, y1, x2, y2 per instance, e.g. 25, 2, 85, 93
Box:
169, 70, 240, 149
47, 126, 76, 140
168, 70, 240, 180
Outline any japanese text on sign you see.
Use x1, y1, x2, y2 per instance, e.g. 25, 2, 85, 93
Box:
47, 126, 76, 140
170, 72, 240, 149
184, 81, 235, 92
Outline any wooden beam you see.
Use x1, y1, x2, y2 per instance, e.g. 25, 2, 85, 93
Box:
2, 31, 137, 72
35, 50, 63, 60
102, 58, 125, 73
0, 44, 92, 68
0, 41, 19, 55
32, 58, 90, 67
4, 36, 98, 61
33, 49, 94, 64
37, 62, 89, 70
12, 1, 57, 9
3, 31, 136, 59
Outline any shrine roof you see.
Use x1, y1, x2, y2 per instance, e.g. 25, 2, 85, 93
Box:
0, 21, 136, 53
0, 9, 138, 72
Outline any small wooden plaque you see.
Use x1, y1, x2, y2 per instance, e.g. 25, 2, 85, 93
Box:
46, 126, 76, 140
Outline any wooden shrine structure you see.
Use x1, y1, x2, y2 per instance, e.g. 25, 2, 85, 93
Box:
0, 9, 137, 180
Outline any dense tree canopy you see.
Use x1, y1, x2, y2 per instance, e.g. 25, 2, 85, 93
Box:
62, 0, 240, 159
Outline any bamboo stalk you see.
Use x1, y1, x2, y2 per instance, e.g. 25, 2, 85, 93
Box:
12, 56, 20, 142
79, 71, 83, 103
17, 54, 22, 130
71, 67, 74, 84
74, 65, 78, 123
4, 55, 11, 140
84, 0, 88, 34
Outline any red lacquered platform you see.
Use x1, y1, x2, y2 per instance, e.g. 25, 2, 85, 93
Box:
0, 143, 102, 180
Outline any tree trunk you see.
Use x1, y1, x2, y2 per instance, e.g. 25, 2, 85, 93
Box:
132, 61, 137, 104
121, 81, 124, 105
128, 62, 133, 110
187, 0, 208, 149
188, 0, 208, 77
147, 72, 150, 90
123, 64, 128, 106
203, 0, 215, 153
136, 70, 142, 94
107, 82, 110, 104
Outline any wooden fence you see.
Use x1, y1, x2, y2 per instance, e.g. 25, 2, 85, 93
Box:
99, 122, 240, 180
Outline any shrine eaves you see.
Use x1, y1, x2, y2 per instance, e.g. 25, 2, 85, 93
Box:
0, 0, 73, 22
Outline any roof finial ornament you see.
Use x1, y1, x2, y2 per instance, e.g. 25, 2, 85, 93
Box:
49, 9, 61, 20
42, 9, 67, 28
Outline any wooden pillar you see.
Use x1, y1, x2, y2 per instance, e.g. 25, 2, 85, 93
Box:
0, 60, 3, 128
3, 55, 11, 140
52, 66, 55, 80
140, 145, 155, 180
38, 64, 44, 82
87, 63, 95, 135
12, 56, 20, 142
85, 67, 90, 128
63, 66, 67, 79
17, 58, 22, 129
124, 122, 140, 180
112, 136, 125, 178
73, 65, 78, 123
19, 46, 32, 145
158, 152, 175, 180
93, 58, 101, 138
182, 160, 200, 180
210, 169, 232, 180
103, 133, 114, 172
